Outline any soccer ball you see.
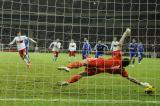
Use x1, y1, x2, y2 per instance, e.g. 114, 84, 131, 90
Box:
144, 86, 155, 94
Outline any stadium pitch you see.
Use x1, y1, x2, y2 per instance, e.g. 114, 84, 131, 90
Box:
0, 52, 159, 106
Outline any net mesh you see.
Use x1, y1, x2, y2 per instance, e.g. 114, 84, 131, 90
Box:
0, 0, 160, 105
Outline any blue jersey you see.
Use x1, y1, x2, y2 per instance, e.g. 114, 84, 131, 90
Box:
94, 44, 108, 52
94, 44, 108, 58
82, 42, 91, 59
129, 43, 138, 53
138, 44, 144, 53
82, 42, 91, 52
21, 35, 29, 55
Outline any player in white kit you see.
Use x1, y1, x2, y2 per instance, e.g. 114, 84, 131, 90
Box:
68, 39, 76, 62
24, 36, 37, 55
9, 31, 31, 68
110, 37, 119, 56
49, 39, 61, 62
110, 37, 119, 51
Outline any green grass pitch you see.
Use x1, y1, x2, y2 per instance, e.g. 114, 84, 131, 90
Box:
0, 52, 160, 106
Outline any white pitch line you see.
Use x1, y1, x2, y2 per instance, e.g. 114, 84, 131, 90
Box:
0, 98, 159, 104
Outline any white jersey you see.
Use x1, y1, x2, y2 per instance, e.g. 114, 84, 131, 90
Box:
110, 41, 119, 51
9, 36, 27, 50
49, 42, 61, 52
69, 43, 76, 51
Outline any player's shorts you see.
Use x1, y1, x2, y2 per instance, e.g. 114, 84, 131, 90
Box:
53, 51, 59, 57
69, 51, 76, 57
19, 48, 26, 58
130, 52, 137, 57
82, 51, 89, 59
95, 51, 104, 58
138, 52, 143, 58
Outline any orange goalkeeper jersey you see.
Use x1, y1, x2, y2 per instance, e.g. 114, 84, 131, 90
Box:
86, 50, 128, 77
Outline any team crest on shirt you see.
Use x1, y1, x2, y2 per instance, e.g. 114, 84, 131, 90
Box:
16, 40, 23, 44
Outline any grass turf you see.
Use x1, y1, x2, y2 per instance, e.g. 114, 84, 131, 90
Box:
0, 52, 160, 106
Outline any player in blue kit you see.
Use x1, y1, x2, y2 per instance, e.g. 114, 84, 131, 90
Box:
82, 38, 92, 59
94, 40, 108, 58
138, 42, 144, 64
24, 36, 37, 55
128, 39, 138, 67
24, 39, 29, 55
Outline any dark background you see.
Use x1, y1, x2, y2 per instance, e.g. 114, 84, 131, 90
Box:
0, 0, 160, 52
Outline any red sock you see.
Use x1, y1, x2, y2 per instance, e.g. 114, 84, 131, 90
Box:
67, 75, 82, 83
67, 61, 84, 69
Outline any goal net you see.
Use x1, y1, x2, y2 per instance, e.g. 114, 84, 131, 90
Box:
0, 0, 159, 105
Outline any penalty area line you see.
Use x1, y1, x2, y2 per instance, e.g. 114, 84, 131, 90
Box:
0, 98, 159, 104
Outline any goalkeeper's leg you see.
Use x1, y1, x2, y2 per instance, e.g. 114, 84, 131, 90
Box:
57, 69, 100, 86
57, 71, 89, 86
58, 59, 87, 72
57, 73, 84, 86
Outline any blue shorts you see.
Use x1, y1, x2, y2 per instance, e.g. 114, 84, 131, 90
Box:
138, 52, 143, 58
82, 51, 89, 59
95, 51, 104, 58
130, 52, 137, 57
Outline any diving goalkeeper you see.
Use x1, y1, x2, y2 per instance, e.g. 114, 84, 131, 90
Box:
57, 28, 154, 94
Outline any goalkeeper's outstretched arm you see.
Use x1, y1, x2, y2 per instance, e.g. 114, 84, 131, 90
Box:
116, 28, 131, 51
126, 76, 152, 88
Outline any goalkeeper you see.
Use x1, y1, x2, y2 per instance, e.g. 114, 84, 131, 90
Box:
57, 28, 154, 94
